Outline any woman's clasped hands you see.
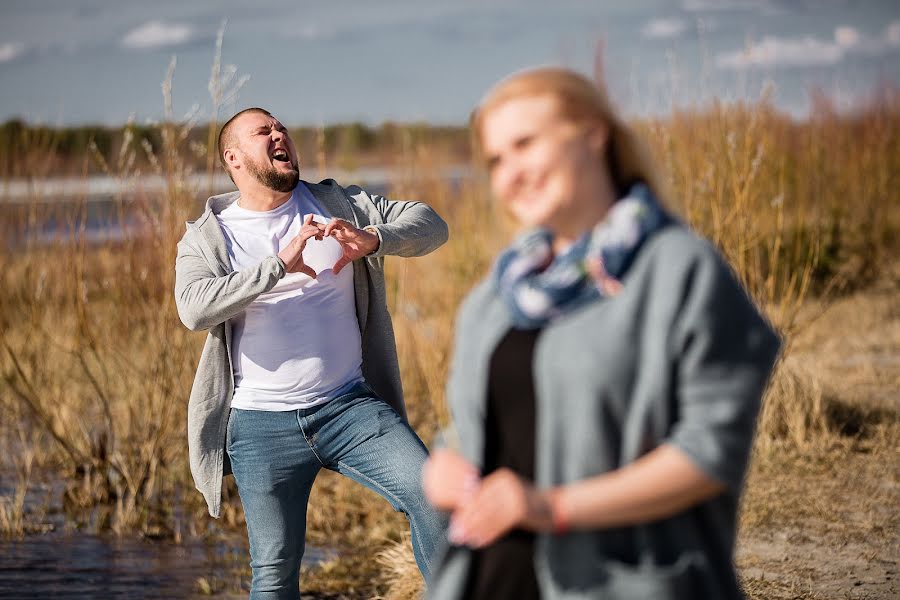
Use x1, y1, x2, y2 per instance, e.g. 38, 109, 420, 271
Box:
423, 449, 557, 548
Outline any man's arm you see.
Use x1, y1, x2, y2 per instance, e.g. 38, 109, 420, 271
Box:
349, 188, 449, 258
175, 218, 325, 331
174, 238, 285, 331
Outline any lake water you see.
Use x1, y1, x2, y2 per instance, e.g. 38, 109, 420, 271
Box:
0, 533, 246, 599
0, 167, 471, 251
0, 472, 257, 599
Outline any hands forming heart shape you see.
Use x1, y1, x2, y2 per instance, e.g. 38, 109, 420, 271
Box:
277, 215, 379, 278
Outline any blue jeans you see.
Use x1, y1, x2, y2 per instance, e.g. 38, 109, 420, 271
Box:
226, 382, 444, 599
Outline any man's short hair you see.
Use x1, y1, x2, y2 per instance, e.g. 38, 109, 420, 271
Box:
217, 107, 273, 178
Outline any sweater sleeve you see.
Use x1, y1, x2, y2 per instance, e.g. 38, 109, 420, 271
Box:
443, 281, 496, 468
665, 245, 781, 494
344, 186, 449, 258
174, 235, 285, 331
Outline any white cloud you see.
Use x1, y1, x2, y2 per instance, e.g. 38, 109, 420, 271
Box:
696, 16, 717, 34
886, 20, 900, 47
828, 22, 900, 56
682, 0, 770, 12
834, 26, 859, 49
0, 42, 25, 63
842, 21, 900, 54
716, 34, 848, 70
298, 25, 323, 40
121, 21, 194, 50
690, 9, 900, 69
641, 18, 688, 39
293, 23, 338, 41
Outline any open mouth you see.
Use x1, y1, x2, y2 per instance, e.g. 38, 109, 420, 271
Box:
272, 149, 290, 162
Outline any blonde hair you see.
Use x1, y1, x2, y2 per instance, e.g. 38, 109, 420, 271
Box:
471, 67, 666, 201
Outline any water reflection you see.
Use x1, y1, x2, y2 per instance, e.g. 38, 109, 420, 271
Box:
0, 166, 473, 251
0, 533, 245, 599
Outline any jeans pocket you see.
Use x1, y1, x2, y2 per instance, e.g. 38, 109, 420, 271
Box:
225, 408, 237, 453
602, 553, 701, 600
358, 380, 379, 399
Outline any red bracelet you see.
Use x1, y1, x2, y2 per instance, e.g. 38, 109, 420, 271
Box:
548, 488, 569, 535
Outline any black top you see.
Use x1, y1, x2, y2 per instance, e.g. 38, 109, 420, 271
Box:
464, 327, 542, 600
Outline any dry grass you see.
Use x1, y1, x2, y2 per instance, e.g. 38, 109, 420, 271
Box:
738, 276, 900, 600
375, 534, 424, 600
756, 263, 899, 453
1, 72, 898, 597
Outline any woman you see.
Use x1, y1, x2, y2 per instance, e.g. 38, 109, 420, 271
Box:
422, 67, 781, 599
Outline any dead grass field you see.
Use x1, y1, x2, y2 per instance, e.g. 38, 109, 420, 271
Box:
737, 269, 900, 600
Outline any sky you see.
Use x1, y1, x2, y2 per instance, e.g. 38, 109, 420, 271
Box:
0, 0, 898, 127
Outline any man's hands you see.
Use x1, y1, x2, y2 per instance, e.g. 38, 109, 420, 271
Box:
323, 218, 379, 275
422, 449, 555, 548
277, 215, 380, 278
278, 214, 323, 278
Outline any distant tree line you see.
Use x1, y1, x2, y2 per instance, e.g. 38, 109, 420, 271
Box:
0, 119, 470, 178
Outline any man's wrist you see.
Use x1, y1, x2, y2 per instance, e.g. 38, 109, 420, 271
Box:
274, 255, 288, 276
363, 226, 381, 255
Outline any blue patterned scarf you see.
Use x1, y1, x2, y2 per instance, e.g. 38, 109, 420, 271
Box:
493, 183, 672, 329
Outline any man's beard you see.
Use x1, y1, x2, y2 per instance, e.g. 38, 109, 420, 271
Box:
244, 154, 299, 192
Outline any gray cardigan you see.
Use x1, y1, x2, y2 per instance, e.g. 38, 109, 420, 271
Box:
428, 225, 780, 600
174, 179, 448, 518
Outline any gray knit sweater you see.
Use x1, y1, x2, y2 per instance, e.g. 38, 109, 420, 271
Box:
428, 224, 780, 600
174, 179, 448, 517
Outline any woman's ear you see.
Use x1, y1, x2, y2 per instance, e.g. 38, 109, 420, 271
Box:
586, 121, 609, 156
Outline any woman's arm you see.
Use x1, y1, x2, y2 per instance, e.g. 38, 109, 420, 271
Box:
544, 444, 724, 530
445, 444, 723, 548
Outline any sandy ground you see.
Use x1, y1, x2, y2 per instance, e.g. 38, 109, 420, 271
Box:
736, 275, 900, 600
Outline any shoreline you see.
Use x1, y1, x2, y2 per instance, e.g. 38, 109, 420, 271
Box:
0, 165, 473, 203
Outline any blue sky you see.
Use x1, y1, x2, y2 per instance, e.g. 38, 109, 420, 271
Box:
1, 0, 898, 127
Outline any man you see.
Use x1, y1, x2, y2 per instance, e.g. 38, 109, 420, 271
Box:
174, 107, 448, 598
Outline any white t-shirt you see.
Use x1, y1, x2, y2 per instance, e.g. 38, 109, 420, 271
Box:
215, 184, 364, 411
